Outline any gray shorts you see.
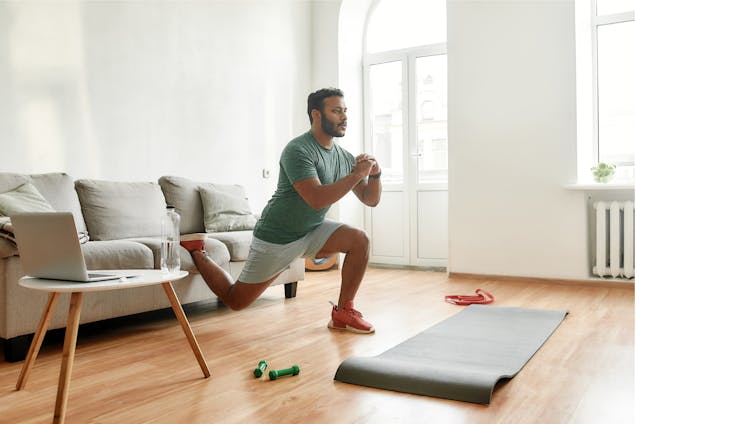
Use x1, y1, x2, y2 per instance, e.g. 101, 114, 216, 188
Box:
237, 219, 343, 284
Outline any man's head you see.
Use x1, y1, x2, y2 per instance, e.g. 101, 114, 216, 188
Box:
308, 88, 347, 138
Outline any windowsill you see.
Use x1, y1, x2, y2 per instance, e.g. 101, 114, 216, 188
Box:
563, 182, 634, 191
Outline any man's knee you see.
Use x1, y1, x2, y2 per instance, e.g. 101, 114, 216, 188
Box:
224, 280, 269, 311
350, 228, 370, 255
226, 296, 252, 311
341, 226, 368, 245
321, 225, 370, 256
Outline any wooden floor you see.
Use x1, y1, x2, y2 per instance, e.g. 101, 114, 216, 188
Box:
0, 267, 634, 424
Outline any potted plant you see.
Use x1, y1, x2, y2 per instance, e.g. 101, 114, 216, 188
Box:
591, 162, 616, 183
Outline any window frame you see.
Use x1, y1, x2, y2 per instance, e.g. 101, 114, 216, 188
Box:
363, 43, 448, 190
593, 7, 635, 166
577, 0, 635, 183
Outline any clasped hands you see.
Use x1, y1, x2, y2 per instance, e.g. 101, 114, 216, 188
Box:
352, 154, 381, 179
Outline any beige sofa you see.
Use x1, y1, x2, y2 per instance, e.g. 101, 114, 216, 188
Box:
0, 172, 304, 362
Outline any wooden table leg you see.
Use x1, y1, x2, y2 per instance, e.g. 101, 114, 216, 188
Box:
162, 282, 211, 378
53, 292, 84, 424
16, 292, 60, 390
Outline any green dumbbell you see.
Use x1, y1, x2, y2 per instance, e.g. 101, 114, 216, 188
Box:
268, 365, 300, 380
253, 360, 268, 378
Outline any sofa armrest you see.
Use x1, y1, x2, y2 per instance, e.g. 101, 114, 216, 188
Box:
0, 238, 17, 259
288, 258, 306, 282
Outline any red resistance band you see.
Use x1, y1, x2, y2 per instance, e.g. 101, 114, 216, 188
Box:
444, 289, 495, 305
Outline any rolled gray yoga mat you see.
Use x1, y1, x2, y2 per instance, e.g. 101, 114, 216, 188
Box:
334, 304, 567, 404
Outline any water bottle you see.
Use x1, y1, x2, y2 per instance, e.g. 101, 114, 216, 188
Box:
161, 205, 181, 274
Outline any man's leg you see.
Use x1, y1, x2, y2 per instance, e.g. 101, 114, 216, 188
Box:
315, 225, 374, 333
187, 249, 277, 311
315, 225, 370, 310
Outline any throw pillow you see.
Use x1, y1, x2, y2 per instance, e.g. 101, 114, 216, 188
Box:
198, 186, 258, 232
75, 179, 166, 240
0, 182, 55, 216
159, 176, 249, 234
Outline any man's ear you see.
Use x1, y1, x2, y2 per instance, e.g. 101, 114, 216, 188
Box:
311, 108, 321, 122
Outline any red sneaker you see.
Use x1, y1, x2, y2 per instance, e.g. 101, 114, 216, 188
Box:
180, 233, 207, 253
328, 301, 375, 334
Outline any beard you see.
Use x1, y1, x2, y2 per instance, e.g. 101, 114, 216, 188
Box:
321, 114, 346, 138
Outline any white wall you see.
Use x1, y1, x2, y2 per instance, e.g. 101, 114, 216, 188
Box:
312, 0, 372, 233
336, 0, 373, 232
0, 1, 312, 212
447, 0, 589, 279
311, 1, 340, 90
1, 0, 594, 279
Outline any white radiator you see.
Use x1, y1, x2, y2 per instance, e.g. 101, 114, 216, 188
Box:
592, 200, 635, 278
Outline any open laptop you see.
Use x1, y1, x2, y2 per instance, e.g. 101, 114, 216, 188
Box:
11, 212, 132, 282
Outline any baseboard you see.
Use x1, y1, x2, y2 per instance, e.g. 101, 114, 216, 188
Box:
448, 272, 634, 290
368, 263, 447, 272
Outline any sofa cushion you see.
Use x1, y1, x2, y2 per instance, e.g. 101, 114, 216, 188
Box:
0, 173, 28, 193
0, 182, 55, 215
81, 240, 155, 270
29, 173, 88, 232
75, 179, 166, 240
127, 236, 231, 272
159, 176, 249, 235
0, 172, 88, 232
207, 230, 253, 261
198, 186, 258, 233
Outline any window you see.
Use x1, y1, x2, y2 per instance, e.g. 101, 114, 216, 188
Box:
367, 60, 404, 183
364, 0, 447, 185
576, 0, 635, 182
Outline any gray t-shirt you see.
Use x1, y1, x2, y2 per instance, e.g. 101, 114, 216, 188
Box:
252, 131, 356, 244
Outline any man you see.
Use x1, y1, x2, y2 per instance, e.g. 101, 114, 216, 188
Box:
181, 88, 382, 333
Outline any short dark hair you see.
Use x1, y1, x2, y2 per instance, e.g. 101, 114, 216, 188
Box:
307, 88, 344, 124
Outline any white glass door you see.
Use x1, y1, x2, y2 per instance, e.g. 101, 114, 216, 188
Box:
411, 53, 448, 266
366, 59, 409, 264
365, 48, 447, 267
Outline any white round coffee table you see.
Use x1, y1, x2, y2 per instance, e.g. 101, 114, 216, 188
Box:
15, 269, 210, 424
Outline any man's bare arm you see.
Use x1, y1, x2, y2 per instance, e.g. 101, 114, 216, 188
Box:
352, 154, 382, 207
293, 160, 373, 210
352, 177, 381, 207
